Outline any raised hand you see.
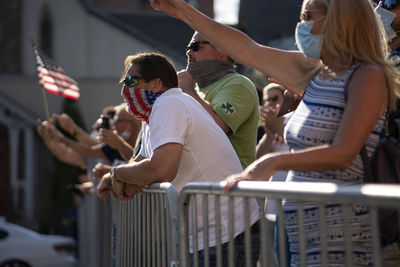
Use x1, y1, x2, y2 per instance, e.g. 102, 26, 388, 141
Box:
52, 113, 77, 135
97, 128, 122, 149
150, 0, 185, 19
259, 104, 285, 135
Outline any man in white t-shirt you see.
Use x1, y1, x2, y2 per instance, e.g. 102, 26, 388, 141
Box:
97, 52, 260, 266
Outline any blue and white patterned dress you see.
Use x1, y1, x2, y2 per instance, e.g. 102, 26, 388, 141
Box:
284, 65, 385, 266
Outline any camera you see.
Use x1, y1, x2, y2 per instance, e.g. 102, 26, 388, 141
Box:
100, 115, 110, 129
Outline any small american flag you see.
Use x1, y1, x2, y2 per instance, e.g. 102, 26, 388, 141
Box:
33, 44, 80, 100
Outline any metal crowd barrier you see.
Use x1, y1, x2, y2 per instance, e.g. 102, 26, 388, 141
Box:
111, 182, 179, 267
178, 182, 400, 267
78, 192, 112, 267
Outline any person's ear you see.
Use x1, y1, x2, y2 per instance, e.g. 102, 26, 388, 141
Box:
150, 78, 164, 93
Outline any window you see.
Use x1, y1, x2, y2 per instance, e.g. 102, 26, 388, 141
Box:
39, 3, 53, 57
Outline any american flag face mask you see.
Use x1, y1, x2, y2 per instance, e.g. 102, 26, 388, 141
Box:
121, 85, 163, 124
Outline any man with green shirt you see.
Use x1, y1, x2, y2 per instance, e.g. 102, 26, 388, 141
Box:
178, 32, 259, 168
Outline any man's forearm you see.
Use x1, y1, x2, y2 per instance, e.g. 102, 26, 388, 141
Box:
113, 160, 164, 186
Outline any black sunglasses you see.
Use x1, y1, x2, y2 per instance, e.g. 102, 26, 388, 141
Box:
266, 95, 280, 103
185, 41, 210, 52
124, 75, 142, 87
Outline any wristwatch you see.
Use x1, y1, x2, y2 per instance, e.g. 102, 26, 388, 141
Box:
110, 167, 122, 183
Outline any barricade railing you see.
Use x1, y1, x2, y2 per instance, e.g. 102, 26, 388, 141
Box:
78, 192, 112, 267
178, 182, 400, 267
111, 182, 179, 267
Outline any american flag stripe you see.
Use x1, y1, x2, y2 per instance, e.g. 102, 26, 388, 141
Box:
135, 88, 152, 113
37, 67, 78, 88
38, 70, 79, 92
122, 85, 152, 123
33, 44, 80, 100
38, 82, 80, 100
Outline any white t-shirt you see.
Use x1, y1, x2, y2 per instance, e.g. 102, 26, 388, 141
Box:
139, 88, 259, 251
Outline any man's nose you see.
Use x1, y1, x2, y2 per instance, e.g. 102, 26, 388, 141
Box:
186, 49, 194, 58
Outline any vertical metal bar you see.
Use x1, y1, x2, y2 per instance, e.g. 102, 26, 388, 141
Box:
134, 195, 138, 267
192, 195, 199, 267
228, 196, 235, 267
277, 200, 287, 267
319, 203, 328, 267
215, 195, 222, 267
138, 195, 143, 267
244, 197, 252, 267
203, 195, 210, 267
141, 193, 148, 266
297, 203, 306, 267
343, 204, 352, 267
129, 199, 134, 267
117, 199, 121, 267
121, 201, 128, 266
179, 191, 191, 267
259, 199, 268, 267
370, 207, 382, 267
160, 194, 166, 267
147, 193, 151, 267
151, 194, 156, 267
122, 200, 126, 267
165, 194, 171, 265
156, 193, 161, 267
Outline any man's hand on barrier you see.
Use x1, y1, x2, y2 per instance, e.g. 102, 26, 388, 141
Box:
112, 179, 126, 200
93, 163, 112, 180
124, 184, 144, 199
97, 174, 115, 200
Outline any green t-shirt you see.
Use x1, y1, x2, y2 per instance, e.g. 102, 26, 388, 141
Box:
197, 73, 259, 168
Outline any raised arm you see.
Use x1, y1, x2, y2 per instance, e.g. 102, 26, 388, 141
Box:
151, 0, 314, 90
37, 119, 87, 169
53, 113, 98, 146
48, 124, 106, 159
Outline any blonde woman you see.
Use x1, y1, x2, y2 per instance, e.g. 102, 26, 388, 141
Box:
152, 0, 400, 265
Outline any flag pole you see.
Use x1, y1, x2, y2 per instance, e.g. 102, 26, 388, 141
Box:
41, 87, 50, 120
31, 38, 50, 120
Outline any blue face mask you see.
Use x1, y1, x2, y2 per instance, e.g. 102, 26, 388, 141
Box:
375, 6, 397, 41
295, 20, 323, 60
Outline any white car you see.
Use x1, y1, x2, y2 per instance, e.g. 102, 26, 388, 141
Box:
0, 217, 77, 267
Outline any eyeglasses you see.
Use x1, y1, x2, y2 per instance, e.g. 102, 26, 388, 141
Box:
301, 10, 324, 21
266, 95, 280, 103
124, 75, 142, 87
186, 41, 210, 52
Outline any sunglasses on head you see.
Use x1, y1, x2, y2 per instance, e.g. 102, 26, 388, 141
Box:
266, 95, 280, 103
124, 75, 142, 87
185, 41, 210, 52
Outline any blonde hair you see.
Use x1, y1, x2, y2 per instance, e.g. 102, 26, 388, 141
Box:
300, 0, 400, 111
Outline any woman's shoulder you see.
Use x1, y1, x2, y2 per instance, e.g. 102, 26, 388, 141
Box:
351, 64, 385, 82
